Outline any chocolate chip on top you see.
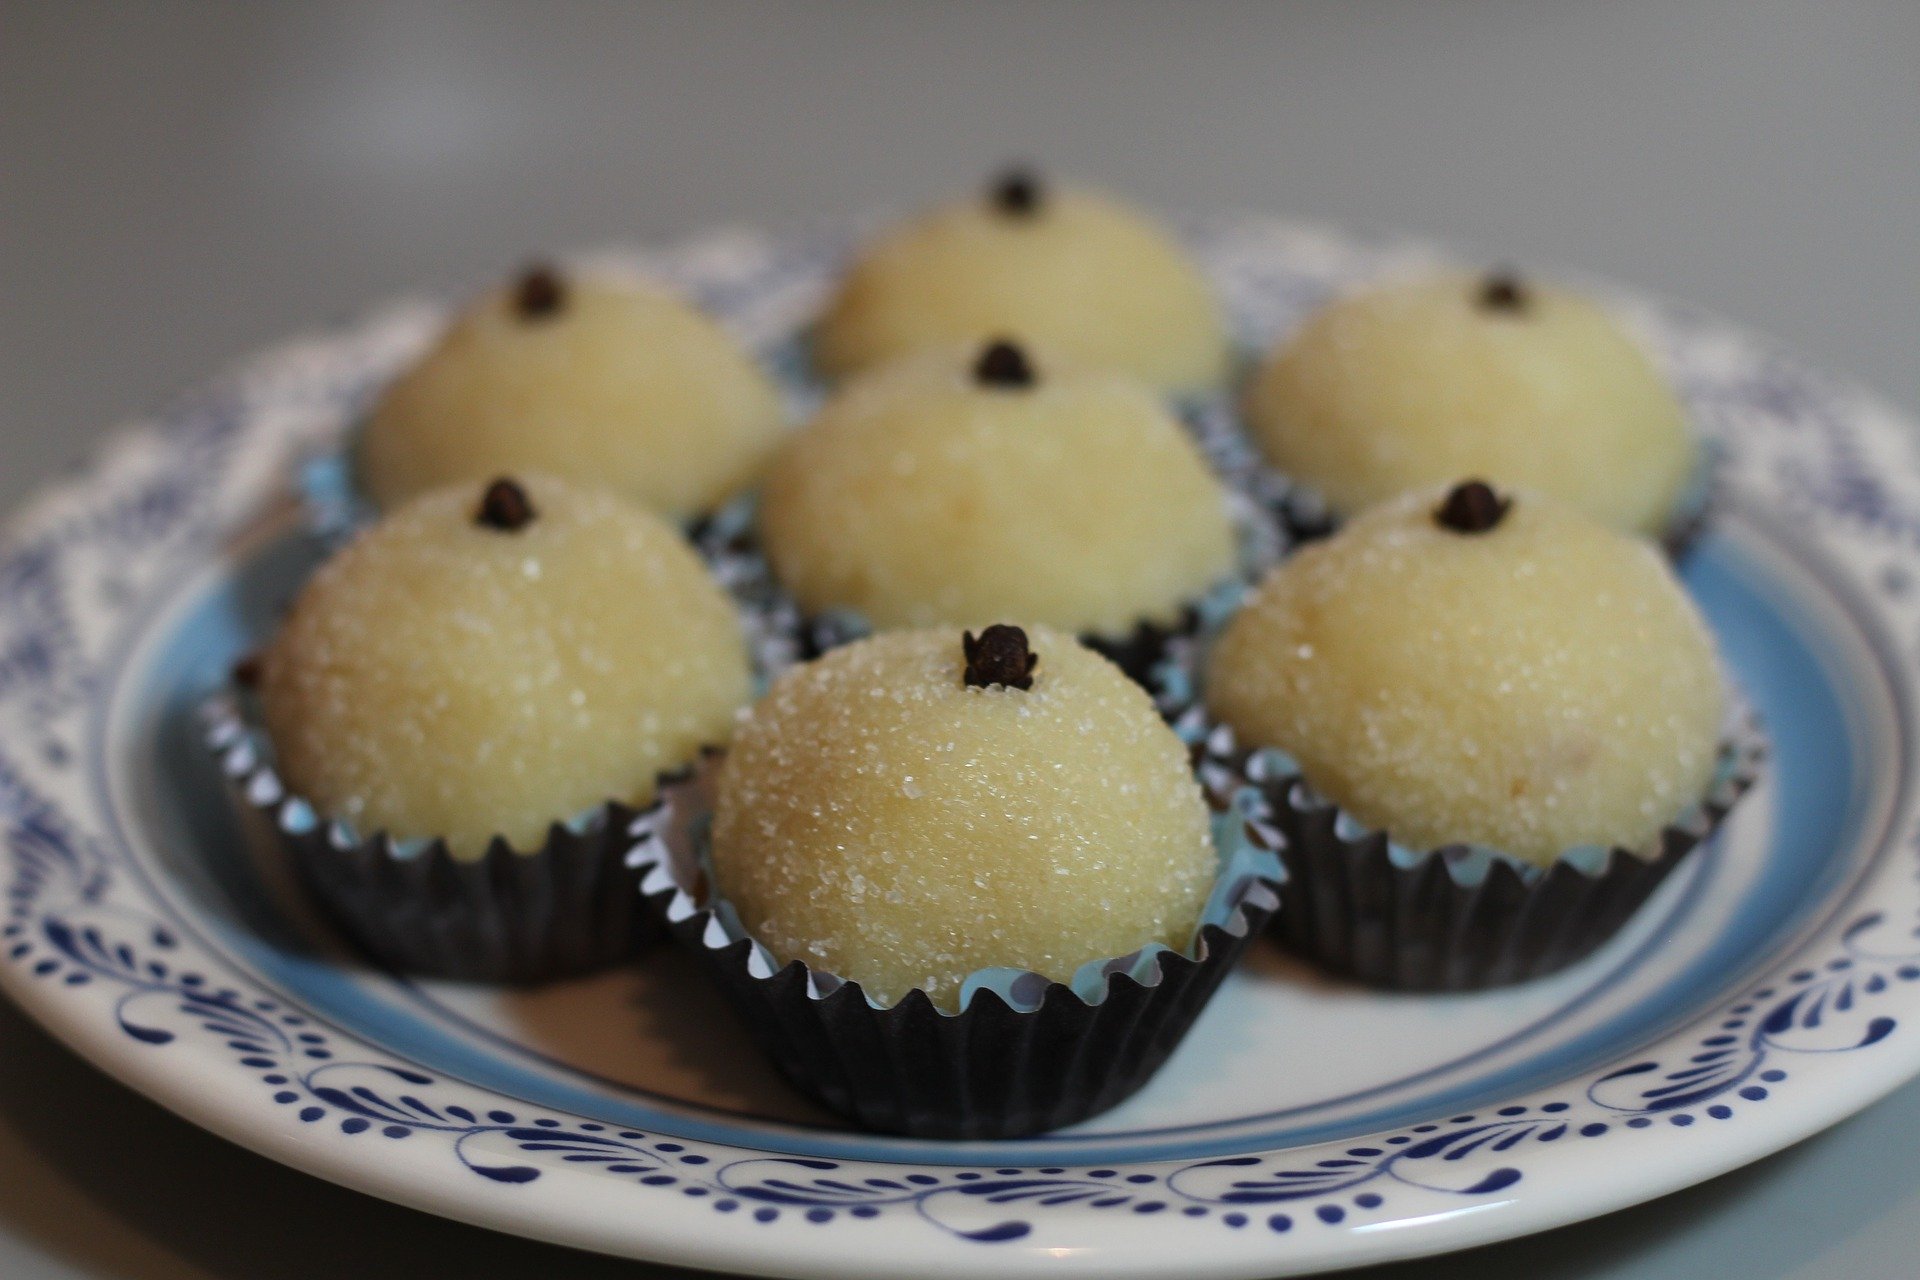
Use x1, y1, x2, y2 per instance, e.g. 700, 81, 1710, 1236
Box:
963, 624, 1038, 690
989, 166, 1043, 217
1434, 479, 1512, 534
1476, 268, 1529, 314
973, 338, 1037, 389
476, 477, 538, 531
512, 263, 567, 320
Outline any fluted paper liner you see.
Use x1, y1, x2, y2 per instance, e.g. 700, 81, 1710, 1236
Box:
629, 750, 1283, 1139
202, 694, 658, 983
1188, 704, 1764, 991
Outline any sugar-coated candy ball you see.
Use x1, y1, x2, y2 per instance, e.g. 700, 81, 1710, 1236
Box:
815, 170, 1228, 392
761, 341, 1235, 637
361, 266, 784, 520
259, 475, 751, 856
1244, 271, 1695, 536
709, 625, 1218, 1010
1205, 482, 1725, 864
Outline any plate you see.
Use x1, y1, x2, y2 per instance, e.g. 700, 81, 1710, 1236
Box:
5, 218, 1920, 1279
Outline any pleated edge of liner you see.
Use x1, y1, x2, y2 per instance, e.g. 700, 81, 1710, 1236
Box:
199, 690, 650, 872
623, 747, 1286, 1021
1179, 699, 1769, 894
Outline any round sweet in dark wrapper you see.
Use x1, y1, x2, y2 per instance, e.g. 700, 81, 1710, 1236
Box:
361, 266, 784, 520
220, 474, 752, 981
1244, 271, 1698, 539
760, 342, 1236, 643
814, 170, 1228, 392
261, 474, 750, 854
711, 625, 1217, 1010
1210, 482, 1723, 863
633, 626, 1280, 1137
1203, 481, 1756, 989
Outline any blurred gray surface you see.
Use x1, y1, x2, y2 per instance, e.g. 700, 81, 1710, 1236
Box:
2, 1, 1918, 1276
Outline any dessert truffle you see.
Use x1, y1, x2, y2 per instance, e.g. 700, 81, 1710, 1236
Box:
759, 342, 1236, 636
1244, 271, 1696, 537
258, 474, 751, 855
1205, 481, 1725, 864
708, 625, 1218, 1009
814, 171, 1228, 392
360, 266, 784, 520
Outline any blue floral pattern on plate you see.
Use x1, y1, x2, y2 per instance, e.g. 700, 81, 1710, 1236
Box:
11, 806, 1920, 1244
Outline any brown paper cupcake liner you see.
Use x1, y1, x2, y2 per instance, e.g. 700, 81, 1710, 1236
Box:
628, 750, 1283, 1139
1195, 707, 1765, 991
202, 694, 660, 983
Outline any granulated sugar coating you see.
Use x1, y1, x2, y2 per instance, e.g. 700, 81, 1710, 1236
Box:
360, 270, 783, 519
1244, 272, 1696, 536
259, 475, 750, 857
759, 347, 1236, 636
709, 626, 1217, 1010
1205, 487, 1725, 865
814, 181, 1228, 393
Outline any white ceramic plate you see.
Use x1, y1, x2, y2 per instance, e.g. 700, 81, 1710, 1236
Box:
5, 218, 1920, 1279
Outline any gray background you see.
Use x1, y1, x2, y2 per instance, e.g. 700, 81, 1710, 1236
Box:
2, 1, 1917, 1276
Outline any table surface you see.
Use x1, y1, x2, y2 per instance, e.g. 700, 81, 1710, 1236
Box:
3, 3, 1919, 1276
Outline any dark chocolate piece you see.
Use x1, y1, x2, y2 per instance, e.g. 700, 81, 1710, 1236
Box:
973, 339, 1036, 389
476, 478, 538, 531
963, 624, 1038, 690
989, 166, 1043, 217
1477, 269, 1529, 314
512, 263, 567, 319
1434, 479, 1511, 534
